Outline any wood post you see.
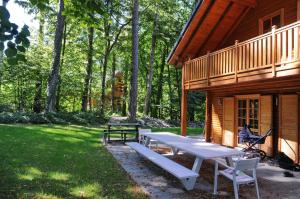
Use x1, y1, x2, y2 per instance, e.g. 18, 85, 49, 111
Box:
272, 25, 277, 77
181, 90, 188, 136
235, 40, 239, 83
205, 92, 212, 142
181, 63, 188, 136
206, 51, 210, 86
297, 0, 300, 20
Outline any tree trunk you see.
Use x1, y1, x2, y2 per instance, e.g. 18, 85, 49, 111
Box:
89, 82, 92, 111
122, 61, 129, 116
33, 14, 45, 113
100, 48, 109, 114
56, 21, 67, 112
154, 47, 166, 117
2, 0, 9, 7
111, 53, 116, 112
45, 0, 65, 113
143, 12, 158, 116
167, 65, 174, 120
82, 27, 94, 112
128, 0, 139, 121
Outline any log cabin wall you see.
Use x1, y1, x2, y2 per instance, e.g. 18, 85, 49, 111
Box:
211, 95, 223, 144
221, 0, 297, 48
208, 89, 300, 162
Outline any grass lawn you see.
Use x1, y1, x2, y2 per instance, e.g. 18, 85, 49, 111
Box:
0, 124, 202, 199
0, 124, 148, 199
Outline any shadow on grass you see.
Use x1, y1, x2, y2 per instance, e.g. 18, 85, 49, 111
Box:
0, 124, 147, 199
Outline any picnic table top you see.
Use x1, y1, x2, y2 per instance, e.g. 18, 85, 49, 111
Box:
141, 132, 244, 159
107, 122, 140, 126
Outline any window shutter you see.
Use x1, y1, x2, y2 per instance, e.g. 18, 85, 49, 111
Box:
223, 97, 235, 147
279, 95, 299, 162
260, 95, 273, 156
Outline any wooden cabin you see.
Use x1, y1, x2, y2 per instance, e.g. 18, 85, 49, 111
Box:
168, 0, 300, 163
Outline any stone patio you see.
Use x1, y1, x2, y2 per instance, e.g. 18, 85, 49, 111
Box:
106, 143, 300, 199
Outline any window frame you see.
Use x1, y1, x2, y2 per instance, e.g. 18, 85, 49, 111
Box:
236, 96, 260, 135
259, 8, 284, 34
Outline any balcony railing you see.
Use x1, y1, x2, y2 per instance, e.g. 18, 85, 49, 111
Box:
183, 21, 300, 89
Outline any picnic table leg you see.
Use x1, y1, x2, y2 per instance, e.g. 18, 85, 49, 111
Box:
225, 157, 234, 167
182, 157, 203, 190
135, 125, 139, 141
124, 133, 127, 143
171, 147, 179, 156
108, 125, 111, 143
192, 157, 203, 173
144, 137, 151, 147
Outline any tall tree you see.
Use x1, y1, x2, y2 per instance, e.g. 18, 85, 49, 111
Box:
55, 21, 67, 112
45, 0, 65, 112
99, 1, 130, 114
128, 0, 139, 121
154, 45, 166, 118
111, 53, 116, 112
33, 13, 45, 113
81, 27, 94, 112
143, 10, 158, 115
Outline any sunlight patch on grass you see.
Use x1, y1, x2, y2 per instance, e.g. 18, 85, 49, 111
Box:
17, 167, 43, 181
35, 192, 62, 199
48, 172, 71, 181
126, 185, 148, 197
70, 183, 101, 198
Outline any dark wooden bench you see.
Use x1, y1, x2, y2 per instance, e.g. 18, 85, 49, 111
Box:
102, 123, 140, 145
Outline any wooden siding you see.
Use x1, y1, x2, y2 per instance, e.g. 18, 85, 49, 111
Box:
222, 0, 297, 47
211, 96, 223, 144
260, 95, 273, 156
279, 95, 299, 162
222, 97, 235, 147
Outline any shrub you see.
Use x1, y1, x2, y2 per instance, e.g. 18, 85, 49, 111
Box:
0, 112, 107, 125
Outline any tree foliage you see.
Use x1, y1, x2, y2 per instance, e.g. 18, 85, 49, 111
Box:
0, 0, 204, 122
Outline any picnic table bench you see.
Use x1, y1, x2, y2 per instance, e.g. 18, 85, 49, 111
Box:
126, 142, 199, 190
128, 132, 244, 191
103, 122, 140, 145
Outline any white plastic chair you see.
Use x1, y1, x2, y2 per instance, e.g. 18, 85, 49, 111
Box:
138, 129, 151, 144
214, 157, 260, 199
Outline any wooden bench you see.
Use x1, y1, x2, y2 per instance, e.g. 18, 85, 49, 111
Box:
126, 142, 199, 190
103, 129, 137, 145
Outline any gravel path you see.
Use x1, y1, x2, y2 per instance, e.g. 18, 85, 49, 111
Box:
106, 143, 300, 199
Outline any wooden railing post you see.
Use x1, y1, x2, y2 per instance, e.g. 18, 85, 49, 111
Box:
235, 40, 239, 83
272, 25, 277, 77
206, 51, 210, 86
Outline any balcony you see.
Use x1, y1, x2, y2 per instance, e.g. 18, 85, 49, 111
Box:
183, 21, 300, 90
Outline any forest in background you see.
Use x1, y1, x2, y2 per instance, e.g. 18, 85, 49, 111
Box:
0, 0, 205, 124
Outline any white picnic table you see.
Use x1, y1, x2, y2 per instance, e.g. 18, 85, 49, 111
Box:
140, 132, 244, 189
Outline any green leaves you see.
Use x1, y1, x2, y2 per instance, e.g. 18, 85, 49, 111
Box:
5, 47, 17, 58
0, 42, 4, 51
0, 6, 10, 22
17, 46, 26, 53
0, 6, 30, 66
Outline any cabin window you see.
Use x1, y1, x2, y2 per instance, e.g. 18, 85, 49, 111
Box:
259, 9, 284, 34
237, 98, 259, 134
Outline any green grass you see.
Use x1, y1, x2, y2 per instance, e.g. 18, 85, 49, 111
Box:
0, 124, 148, 199
0, 124, 202, 198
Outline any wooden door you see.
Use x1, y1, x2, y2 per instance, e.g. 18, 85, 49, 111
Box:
223, 97, 235, 147
279, 95, 299, 162
260, 95, 273, 156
